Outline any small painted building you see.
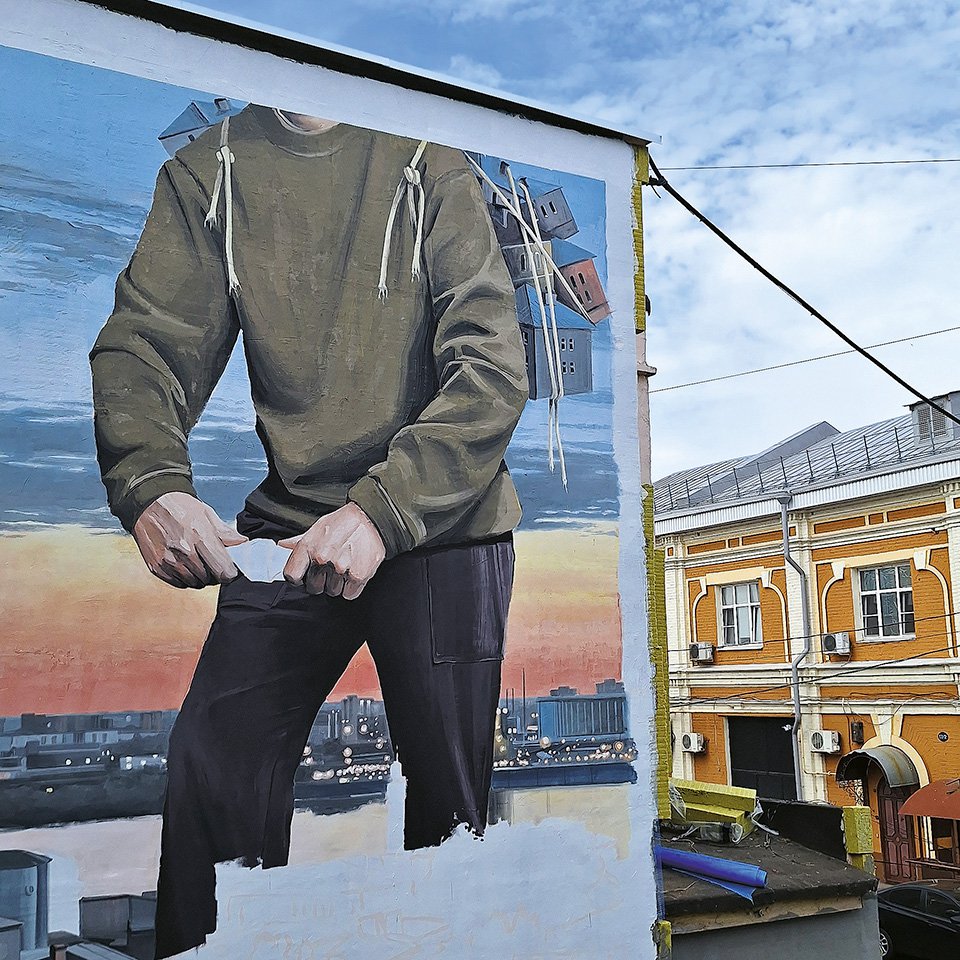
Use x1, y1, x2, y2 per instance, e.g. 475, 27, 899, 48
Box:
655, 392, 960, 884
551, 237, 612, 323
515, 283, 593, 398
500, 240, 553, 288
158, 97, 243, 156
472, 156, 578, 242
521, 176, 578, 240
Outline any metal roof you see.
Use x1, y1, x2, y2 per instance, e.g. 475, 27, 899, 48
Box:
901, 779, 960, 819
549, 238, 597, 267
158, 97, 242, 139
515, 284, 595, 331
82, 0, 658, 146
836, 745, 920, 789
655, 412, 960, 517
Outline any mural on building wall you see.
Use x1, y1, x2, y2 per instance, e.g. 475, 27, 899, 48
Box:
0, 42, 641, 960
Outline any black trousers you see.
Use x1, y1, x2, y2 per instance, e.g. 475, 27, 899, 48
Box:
154, 513, 514, 959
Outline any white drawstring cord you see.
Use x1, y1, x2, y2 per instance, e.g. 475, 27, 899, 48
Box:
519, 175, 567, 488
378, 139, 429, 300
504, 165, 563, 479
464, 154, 594, 325
204, 117, 241, 298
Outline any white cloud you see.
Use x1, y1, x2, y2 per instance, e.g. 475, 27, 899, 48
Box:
446, 53, 504, 88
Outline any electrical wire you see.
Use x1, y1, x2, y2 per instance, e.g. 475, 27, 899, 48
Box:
685, 635, 960, 705
719, 605, 960, 646
661, 158, 960, 171
679, 608, 960, 704
651, 324, 960, 394
646, 155, 960, 429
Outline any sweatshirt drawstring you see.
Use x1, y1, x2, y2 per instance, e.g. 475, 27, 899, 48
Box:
204, 117, 241, 298
379, 139, 428, 300
504, 165, 566, 484
464, 154, 594, 326
519, 175, 567, 488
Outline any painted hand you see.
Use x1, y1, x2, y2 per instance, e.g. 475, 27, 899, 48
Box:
132, 491, 248, 589
279, 503, 386, 600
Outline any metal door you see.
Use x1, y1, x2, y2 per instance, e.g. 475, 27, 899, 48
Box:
727, 715, 797, 800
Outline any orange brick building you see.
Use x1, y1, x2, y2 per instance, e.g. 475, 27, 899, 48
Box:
655, 396, 960, 882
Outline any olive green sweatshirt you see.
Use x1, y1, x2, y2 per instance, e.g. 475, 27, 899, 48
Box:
90, 105, 528, 557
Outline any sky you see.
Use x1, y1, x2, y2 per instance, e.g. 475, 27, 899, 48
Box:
182, 0, 960, 480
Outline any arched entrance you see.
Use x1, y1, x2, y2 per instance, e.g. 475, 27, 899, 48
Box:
836, 744, 921, 882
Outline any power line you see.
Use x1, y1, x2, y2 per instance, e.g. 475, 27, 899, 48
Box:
651, 324, 960, 394
787, 606, 960, 645
678, 608, 960, 705
685, 636, 960, 706
646, 155, 960, 429
661, 157, 960, 171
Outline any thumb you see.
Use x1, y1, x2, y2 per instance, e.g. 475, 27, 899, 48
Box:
277, 535, 303, 549
210, 513, 248, 546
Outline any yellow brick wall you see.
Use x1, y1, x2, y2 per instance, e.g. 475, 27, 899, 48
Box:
819, 713, 878, 805
689, 578, 788, 665
901, 715, 960, 781
817, 531, 952, 661
690, 713, 727, 784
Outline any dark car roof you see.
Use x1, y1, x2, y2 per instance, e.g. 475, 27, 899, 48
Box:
880, 880, 960, 898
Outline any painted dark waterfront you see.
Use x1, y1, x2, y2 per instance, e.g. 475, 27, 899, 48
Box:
0, 680, 635, 829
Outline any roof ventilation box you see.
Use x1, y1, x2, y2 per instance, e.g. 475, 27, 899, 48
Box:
909, 391, 960, 444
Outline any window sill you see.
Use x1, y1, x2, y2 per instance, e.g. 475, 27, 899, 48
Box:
855, 634, 916, 644
718, 643, 765, 651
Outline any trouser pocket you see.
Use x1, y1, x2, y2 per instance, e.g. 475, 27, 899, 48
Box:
427, 540, 514, 663
217, 574, 289, 612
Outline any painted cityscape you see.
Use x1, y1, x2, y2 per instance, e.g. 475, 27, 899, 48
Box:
0, 679, 635, 957
1, 679, 635, 829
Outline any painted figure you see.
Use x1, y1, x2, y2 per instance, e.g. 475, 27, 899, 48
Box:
90, 105, 528, 958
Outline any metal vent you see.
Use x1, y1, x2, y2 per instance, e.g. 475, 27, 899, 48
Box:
913, 397, 951, 444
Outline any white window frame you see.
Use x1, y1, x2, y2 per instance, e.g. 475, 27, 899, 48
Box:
717, 580, 763, 649
854, 561, 916, 641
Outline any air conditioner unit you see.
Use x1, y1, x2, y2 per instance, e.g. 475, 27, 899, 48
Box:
689, 642, 715, 664
681, 732, 706, 753
822, 631, 851, 655
809, 729, 842, 754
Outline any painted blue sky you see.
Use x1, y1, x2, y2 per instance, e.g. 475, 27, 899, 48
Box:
182, 0, 960, 479
0, 44, 615, 529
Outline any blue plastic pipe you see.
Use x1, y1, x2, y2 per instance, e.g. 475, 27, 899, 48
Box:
656, 846, 768, 889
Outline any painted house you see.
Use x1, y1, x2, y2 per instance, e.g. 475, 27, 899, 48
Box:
654, 392, 960, 885
158, 97, 243, 156
500, 241, 555, 289
521, 176, 578, 239
472, 156, 578, 242
551, 238, 612, 323
515, 283, 593, 398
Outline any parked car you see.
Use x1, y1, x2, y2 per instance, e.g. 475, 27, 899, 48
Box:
879, 880, 960, 958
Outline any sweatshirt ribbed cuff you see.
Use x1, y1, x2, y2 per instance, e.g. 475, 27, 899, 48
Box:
114, 473, 199, 533
347, 475, 416, 560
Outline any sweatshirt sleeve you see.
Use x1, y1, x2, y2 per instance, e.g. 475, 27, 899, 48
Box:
90, 156, 240, 532
348, 154, 529, 557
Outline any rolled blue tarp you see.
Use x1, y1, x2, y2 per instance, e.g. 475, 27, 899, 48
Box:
656, 845, 768, 900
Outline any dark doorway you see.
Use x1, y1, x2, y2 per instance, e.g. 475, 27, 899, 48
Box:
877, 776, 917, 882
727, 715, 798, 800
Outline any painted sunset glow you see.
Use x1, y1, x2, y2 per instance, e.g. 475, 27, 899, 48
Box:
0, 45, 623, 714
